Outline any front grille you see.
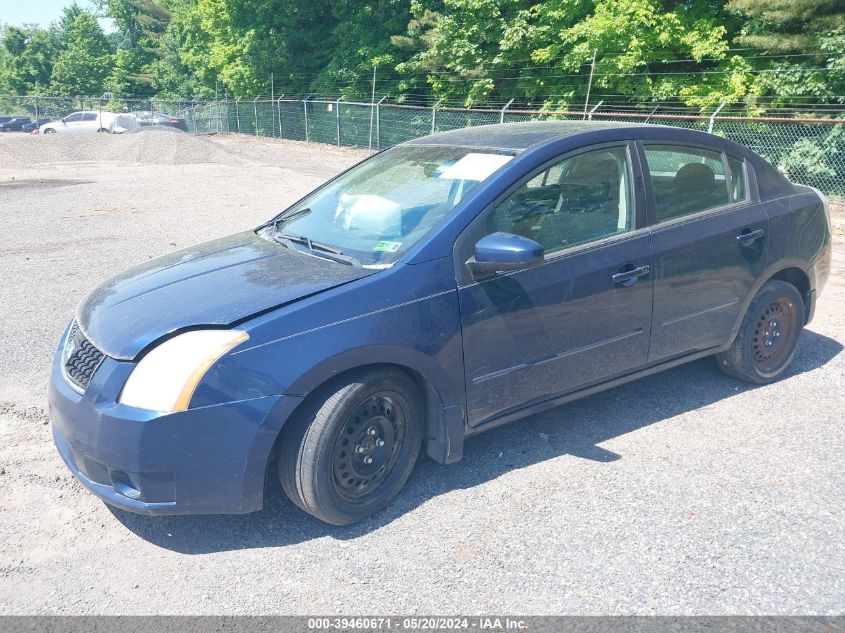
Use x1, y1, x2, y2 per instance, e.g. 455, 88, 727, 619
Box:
62, 322, 104, 392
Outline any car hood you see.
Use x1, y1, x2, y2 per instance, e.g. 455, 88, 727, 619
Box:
77, 231, 373, 360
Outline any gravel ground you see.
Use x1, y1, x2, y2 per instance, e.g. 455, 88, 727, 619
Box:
0, 132, 843, 615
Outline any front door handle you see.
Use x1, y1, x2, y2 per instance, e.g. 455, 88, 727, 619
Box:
737, 228, 765, 247
612, 264, 650, 287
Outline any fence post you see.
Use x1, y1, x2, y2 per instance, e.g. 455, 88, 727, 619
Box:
335, 97, 343, 146
708, 102, 726, 134
235, 97, 241, 133
431, 99, 442, 134
375, 96, 387, 151
303, 95, 311, 141
582, 49, 597, 120
499, 98, 514, 124
368, 66, 377, 150
35, 93, 39, 121
277, 95, 285, 138
587, 100, 603, 121
253, 97, 260, 135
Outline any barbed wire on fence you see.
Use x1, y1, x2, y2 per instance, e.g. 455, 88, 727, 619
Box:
1, 94, 843, 197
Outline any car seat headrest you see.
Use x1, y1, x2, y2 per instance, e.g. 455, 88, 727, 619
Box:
674, 163, 715, 192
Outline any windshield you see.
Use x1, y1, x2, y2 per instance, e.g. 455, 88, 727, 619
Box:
259, 145, 514, 267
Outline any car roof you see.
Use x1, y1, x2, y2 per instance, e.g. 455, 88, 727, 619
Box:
404, 121, 653, 152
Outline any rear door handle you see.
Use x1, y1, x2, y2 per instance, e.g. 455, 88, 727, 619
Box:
737, 228, 765, 247
612, 264, 650, 286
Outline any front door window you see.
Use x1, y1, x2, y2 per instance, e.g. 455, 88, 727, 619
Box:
487, 146, 633, 255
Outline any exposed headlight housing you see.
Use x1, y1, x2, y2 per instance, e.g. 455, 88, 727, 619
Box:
118, 329, 249, 412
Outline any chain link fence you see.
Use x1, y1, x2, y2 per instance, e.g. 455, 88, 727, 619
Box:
2, 94, 843, 196
0, 94, 227, 134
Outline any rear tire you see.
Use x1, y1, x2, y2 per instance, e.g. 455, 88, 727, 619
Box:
277, 368, 423, 526
43, 128, 56, 134
717, 280, 804, 384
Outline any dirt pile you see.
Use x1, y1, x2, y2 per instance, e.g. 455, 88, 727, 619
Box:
0, 128, 240, 168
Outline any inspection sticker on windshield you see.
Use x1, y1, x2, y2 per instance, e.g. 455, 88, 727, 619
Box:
438, 153, 513, 182
373, 240, 402, 252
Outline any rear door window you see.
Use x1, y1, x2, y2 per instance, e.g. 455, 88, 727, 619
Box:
82, 113, 98, 121
643, 145, 730, 222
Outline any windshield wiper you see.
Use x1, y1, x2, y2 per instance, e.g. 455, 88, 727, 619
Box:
260, 207, 312, 233
277, 233, 343, 254
273, 232, 360, 266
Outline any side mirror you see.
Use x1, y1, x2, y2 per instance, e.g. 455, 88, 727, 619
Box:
466, 232, 543, 277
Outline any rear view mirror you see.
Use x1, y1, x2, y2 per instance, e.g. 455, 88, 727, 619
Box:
466, 232, 543, 277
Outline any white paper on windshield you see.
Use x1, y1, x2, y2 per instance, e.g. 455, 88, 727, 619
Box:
338, 193, 402, 235
438, 153, 513, 182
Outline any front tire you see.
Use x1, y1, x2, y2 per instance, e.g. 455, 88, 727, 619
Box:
43, 128, 56, 134
717, 280, 804, 384
278, 368, 423, 526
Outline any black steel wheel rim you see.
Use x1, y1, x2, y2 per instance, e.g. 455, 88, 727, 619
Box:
331, 392, 408, 503
752, 297, 797, 374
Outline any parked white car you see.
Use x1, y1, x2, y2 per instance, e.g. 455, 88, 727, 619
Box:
38, 111, 139, 135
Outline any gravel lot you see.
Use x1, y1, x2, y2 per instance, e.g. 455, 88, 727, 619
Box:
0, 131, 843, 615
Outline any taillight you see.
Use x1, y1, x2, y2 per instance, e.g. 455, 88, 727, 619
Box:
30, 129, 39, 135
168, 119, 178, 124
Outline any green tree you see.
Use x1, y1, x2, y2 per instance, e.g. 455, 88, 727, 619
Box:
98, 0, 172, 94
148, 4, 216, 98
395, 0, 733, 108
0, 26, 59, 94
163, 0, 416, 98
728, 0, 845, 50
105, 47, 149, 95
107, 0, 171, 48
50, 12, 114, 95
724, 1, 845, 107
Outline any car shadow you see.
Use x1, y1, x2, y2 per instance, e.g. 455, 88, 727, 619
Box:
111, 328, 842, 553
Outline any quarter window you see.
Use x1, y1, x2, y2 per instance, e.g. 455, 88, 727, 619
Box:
488, 146, 633, 256
643, 145, 730, 222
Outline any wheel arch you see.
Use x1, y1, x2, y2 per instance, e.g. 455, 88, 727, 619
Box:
275, 349, 466, 468
769, 267, 811, 323
724, 262, 814, 352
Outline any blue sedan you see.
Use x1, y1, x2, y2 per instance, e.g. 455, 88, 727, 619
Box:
49, 121, 832, 525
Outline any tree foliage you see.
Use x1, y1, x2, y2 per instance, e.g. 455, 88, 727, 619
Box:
0, 0, 841, 112
728, 0, 845, 51
50, 12, 113, 95
0, 26, 59, 93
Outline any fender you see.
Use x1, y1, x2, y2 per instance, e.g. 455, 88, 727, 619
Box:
284, 344, 460, 402
284, 345, 466, 464
723, 258, 814, 350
